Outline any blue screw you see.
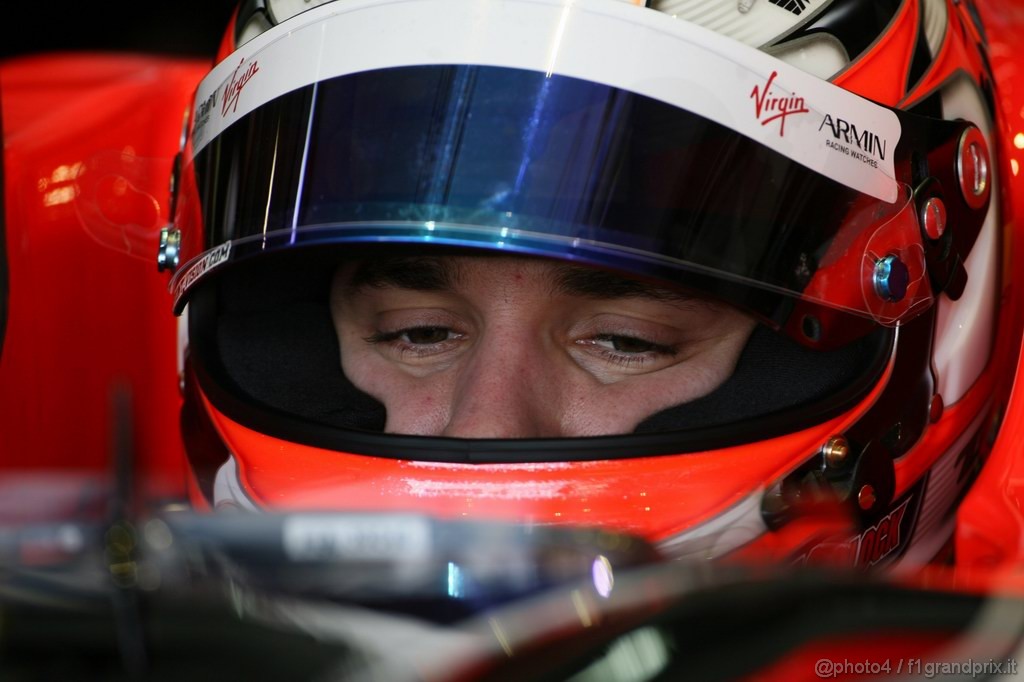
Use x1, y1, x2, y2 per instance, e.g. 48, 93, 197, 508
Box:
873, 255, 909, 302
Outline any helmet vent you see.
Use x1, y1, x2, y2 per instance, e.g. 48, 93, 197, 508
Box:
768, 0, 812, 16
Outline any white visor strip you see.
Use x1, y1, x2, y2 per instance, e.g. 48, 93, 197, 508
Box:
190, 0, 901, 203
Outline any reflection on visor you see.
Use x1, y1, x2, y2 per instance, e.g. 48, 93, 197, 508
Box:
174, 64, 931, 325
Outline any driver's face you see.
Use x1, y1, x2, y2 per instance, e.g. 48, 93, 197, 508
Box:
330, 256, 755, 438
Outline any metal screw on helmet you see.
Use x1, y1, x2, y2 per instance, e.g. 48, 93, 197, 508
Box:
157, 227, 181, 272
957, 126, 990, 210
857, 485, 877, 511
801, 315, 821, 343
920, 197, 947, 240
822, 436, 849, 468
872, 255, 909, 302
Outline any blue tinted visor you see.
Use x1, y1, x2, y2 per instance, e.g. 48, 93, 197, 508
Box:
172, 64, 930, 330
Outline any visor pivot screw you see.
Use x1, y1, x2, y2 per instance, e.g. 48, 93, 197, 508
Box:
822, 436, 849, 468
873, 255, 909, 302
957, 126, 990, 209
157, 227, 181, 272
801, 315, 822, 343
920, 197, 947, 241
857, 485, 877, 511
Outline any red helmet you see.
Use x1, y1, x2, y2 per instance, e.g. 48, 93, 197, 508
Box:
163, 0, 1013, 568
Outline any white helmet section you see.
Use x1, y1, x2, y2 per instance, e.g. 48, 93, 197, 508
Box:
765, 34, 849, 81
933, 75, 999, 406
266, 0, 338, 24
189, 0, 901, 203
921, 0, 948, 59
649, 0, 834, 49
649, 0, 948, 83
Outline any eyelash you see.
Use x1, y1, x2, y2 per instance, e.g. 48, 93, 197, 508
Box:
583, 334, 678, 368
366, 328, 678, 367
365, 327, 463, 357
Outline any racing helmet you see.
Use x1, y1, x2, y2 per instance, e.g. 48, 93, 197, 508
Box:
163, 0, 1013, 568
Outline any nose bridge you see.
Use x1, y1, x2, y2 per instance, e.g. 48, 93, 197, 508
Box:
443, 324, 560, 438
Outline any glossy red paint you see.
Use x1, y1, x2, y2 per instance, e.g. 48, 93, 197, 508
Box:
207, 375, 887, 539
1, 0, 1023, 574
954, 0, 1024, 571
171, 2, 1006, 572
833, 0, 922, 105
0, 53, 209, 497
4, 6, 1024, 680
903, 1, 990, 109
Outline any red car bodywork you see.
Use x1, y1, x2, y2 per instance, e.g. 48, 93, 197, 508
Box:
1, 53, 206, 501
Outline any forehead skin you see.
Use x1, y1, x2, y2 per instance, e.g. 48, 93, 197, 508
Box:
342, 255, 708, 306
331, 255, 755, 437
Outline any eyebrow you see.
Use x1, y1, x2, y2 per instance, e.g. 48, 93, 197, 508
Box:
346, 256, 457, 291
549, 264, 697, 304
345, 256, 698, 304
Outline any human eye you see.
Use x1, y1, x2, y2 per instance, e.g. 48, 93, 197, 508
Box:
365, 326, 465, 358
577, 333, 679, 369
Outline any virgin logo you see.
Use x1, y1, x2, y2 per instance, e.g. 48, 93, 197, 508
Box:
222, 58, 260, 117
751, 71, 809, 136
